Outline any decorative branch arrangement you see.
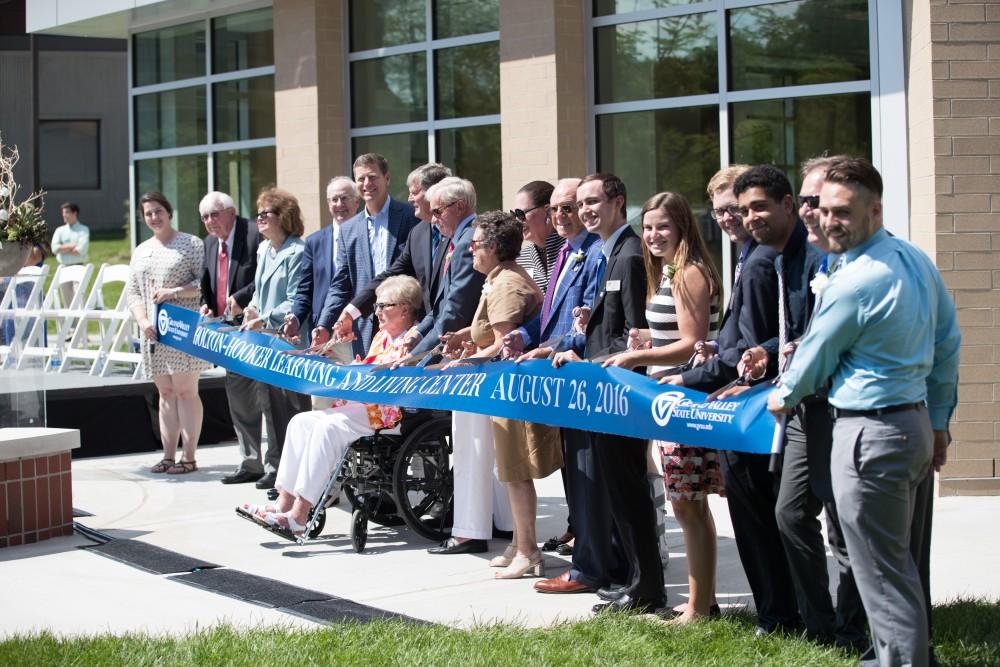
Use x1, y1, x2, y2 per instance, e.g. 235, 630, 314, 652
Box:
0, 134, 48, 247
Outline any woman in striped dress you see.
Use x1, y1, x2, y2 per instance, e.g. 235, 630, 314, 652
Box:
603, 191, 723, 623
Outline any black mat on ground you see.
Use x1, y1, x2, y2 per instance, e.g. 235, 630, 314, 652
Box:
169, 568, 331, 608
72, 507, 94, 517
287, 599, 428, 625
84, 539, 220, 574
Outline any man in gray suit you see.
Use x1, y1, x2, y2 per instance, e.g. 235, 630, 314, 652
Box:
196, 191, 269, 486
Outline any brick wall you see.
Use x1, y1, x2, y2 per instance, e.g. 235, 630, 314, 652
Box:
0, 452, 74, 547
930, 0, 1000, 495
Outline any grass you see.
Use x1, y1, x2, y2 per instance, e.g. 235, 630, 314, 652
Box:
42, 229, 132, 309
1, 600, 998, 666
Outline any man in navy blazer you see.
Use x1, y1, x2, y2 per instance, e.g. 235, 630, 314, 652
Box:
314, 154, 419, 357
282, 176, 360, 366
331, 163, 452, 339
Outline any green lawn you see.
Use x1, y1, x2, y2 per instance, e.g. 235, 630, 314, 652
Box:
1, 600, 997, 666
43, 229, 132, 309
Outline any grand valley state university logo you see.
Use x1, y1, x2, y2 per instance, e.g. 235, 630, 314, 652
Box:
651, 390, 686, 427
157, 308, 171, 336
651, 390, 741, 433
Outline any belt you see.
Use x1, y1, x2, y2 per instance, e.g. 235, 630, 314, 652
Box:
832, 402, 924, 419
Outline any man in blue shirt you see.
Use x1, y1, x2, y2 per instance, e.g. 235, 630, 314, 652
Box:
769, 158, 960, 667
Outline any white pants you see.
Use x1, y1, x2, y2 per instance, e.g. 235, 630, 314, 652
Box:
311, 342, 353, 410
451, 411, 512, 540
275, 402, 373, 506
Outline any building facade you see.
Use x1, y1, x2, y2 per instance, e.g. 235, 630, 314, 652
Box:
26, 0, 1000, 495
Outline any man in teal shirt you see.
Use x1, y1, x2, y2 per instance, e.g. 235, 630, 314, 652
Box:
768, 158, 959, 667
51, 201, 90, 305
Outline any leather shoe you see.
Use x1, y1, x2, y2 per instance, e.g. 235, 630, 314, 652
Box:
534, 571, 593, 594
427, 538, 488, 555
592, 595, 665, 615
595, 585, 627, 602
492, 524, 513, 540
221, 470, 263, 485
255, 472, 277, 490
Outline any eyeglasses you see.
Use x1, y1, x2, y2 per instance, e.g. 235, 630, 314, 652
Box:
798, 195, 820, 209
374, 302, 400, 310
550, 203, 576, 216
511, 204, 546, 221
470, 238, 489, 251
430, 200, 458, 217
256, 209, 278, 220
710, 205, 741, 221
200, 209, 226, 221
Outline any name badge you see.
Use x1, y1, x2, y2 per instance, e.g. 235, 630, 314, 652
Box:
606, 280, 621, 292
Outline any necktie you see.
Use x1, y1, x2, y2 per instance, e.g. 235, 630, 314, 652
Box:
541, 242, 571, 324
216, 241, 228, 317
595, 253, 608, 293
728, 241, 750, 313
442, 241, 455, 277
431, 225, 441, 257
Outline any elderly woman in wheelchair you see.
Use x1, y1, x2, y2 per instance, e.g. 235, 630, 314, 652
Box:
237, 275, 421, 538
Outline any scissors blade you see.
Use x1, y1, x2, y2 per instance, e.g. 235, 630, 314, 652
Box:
706, 376, 745, 402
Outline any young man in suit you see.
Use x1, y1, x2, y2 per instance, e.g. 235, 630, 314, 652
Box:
313, 153, 419, 357
330, 163, 452, 340
197, 191, 272, 487
282, 176, 359, 372
552, 173, 664, 614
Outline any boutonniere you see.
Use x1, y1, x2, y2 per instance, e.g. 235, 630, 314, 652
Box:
663, 263, 677, 281
810, 270, 830, 296
570, 249, 585, 268
481, 281, 492, 296
446, 249, 454, 264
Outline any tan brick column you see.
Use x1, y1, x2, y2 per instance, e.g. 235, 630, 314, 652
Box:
922, 1, 1000, 494
499, 0, 588, 206
273, 0, 348, 234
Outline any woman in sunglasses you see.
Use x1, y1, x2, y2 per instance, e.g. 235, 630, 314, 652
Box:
513, 180, 563, 294
602, 192, 724, 623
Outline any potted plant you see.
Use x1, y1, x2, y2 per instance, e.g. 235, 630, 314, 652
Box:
0, 135, 48, 277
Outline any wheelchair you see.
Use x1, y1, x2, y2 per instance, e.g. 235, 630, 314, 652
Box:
262, 408, 454, 552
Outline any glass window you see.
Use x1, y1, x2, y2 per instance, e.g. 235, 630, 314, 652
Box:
434, 0, 499, 39
595, 12, 717, 104
435, 42, 499, 119
350, 0, 425, 52
728, 0, 869, 91
730, 93, 872, 189
133, 22, 206, 87
594, 0, 707, 17
436, 125, 501, 212
135, 155, 208, 241
213, 75, 275, 143
134, 87, 207, 152
352, 132, 429, 203
351, 54, 428, 128
214, 148, 277, 220
212, 8, 274, 74
38, 121, 100, 190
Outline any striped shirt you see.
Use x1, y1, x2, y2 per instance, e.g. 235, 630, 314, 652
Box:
647, 269, 721, 373
515, 230, 565, 294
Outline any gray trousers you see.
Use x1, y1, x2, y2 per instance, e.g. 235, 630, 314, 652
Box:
832, 407, 933, 667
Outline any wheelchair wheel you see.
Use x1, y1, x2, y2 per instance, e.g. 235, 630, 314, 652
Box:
392, 415, 453, 542
306, 508, 325, 540
351, 508, 368, 552
342, 486, 405, 528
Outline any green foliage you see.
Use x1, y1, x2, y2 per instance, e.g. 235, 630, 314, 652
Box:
0, 136, 49, 247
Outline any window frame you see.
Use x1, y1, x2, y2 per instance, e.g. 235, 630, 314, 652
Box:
37, 118, 102, 191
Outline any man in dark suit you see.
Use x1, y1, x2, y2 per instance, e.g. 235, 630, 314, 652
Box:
313, 153, 419, 357
666, 166, 802, 634
282, 176, 360, 374
330, 163, 451, 341
197, 191, 271, 486
551, 173, 663, 614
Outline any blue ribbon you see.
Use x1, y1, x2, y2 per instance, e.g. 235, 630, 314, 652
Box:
156, 303, 777, 454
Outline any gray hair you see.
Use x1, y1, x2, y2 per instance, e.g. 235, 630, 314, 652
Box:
426, 176, 476, 213
406, 163, 452, 191
199, 191, 235, 216
375, 275, 422, 316
799, 154, 850, 180
326, 176, 359, 198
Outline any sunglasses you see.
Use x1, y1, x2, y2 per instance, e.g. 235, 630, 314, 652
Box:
798, 195, 820, 209
256, 209, 279, 220
430, 200, 458, 217
510, 204, 546, 221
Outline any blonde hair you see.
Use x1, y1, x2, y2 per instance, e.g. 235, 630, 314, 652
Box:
706, 164, 751, 199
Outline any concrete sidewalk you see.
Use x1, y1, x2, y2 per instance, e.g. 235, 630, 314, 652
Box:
2, 440, 998, 637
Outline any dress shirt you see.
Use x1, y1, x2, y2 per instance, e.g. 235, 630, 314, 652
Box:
366, 197, 391, 276
52, 222, 90, 265
775, 228, 961, 430
601, 223, 629, 266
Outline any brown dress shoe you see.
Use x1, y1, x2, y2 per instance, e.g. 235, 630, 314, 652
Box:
533, 571, 594, 594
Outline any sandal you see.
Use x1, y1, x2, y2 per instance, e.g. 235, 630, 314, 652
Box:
150, 458, 175, 473
166, 460, 197, 475
236, 502, 277, 522
260, 512, 307, 541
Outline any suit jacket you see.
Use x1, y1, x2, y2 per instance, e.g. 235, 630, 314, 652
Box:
317, 197, 419, 356
518, 232, 603, 349
289, 222, 337, 333
350, 220, 444, 320
411, 214, 484, 355
200, 217, 260, 315
249, 236, 306, 331
566, 226, 647, 359
681, 239, 780, 392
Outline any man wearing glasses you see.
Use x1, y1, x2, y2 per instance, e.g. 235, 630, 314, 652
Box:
197, 191, 271, 486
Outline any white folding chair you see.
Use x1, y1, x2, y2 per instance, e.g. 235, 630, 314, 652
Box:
17, 263, 94, 371
60, 263, 131, 374
0, 265, 49, 368
99, 265, 143, 378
